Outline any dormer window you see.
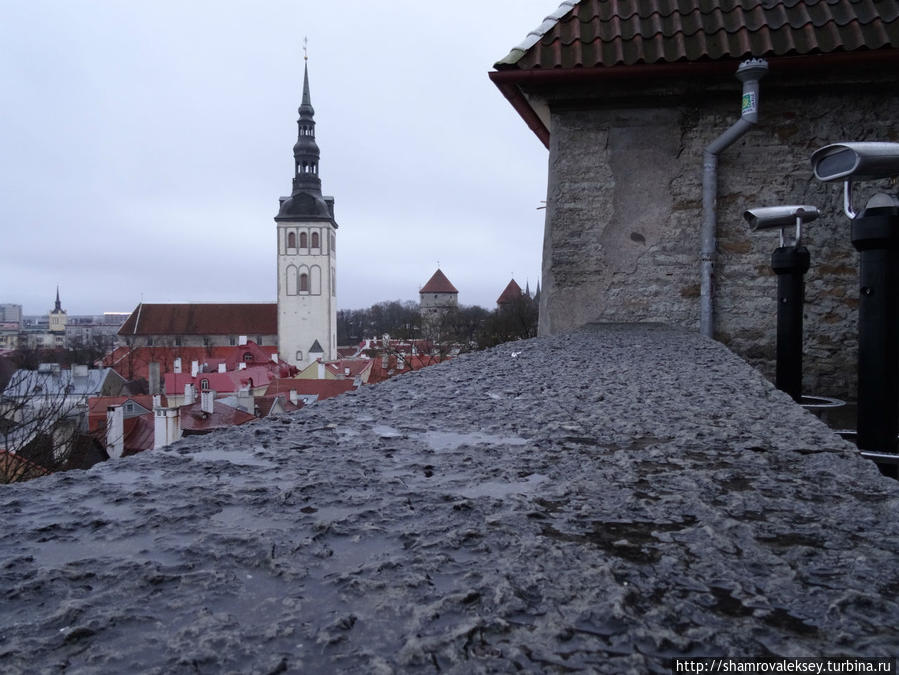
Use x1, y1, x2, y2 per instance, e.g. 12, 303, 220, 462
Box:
200, 379, 209, 391
243, 352, 253, 362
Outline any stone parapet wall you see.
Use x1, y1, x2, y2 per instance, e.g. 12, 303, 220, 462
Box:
1, 324, 898, 671
540, 77, 899, 401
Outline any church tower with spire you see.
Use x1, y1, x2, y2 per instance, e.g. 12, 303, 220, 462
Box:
48, 286, 67, 335
275, 53, 338, 369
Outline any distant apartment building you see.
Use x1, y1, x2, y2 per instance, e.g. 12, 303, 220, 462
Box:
0, 304, 23, 351
0, 304, 22, 326
66, 313, 130, 351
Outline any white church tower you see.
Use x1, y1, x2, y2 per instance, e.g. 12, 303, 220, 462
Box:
276, 56, 338, 369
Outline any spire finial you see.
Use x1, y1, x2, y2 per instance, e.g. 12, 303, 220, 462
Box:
303, 36, 308, 62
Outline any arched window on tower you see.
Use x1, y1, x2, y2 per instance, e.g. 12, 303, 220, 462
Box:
300, 231, 308, 248
311, 232, 320, 248
287, 232, 296, 249
300, 273, 309, 292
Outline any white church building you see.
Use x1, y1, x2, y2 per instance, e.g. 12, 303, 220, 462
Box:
275, 59, 338, 369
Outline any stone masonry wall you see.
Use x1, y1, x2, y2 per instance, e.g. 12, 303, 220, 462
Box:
540, 78, 899, 401
2, 324, 899, 671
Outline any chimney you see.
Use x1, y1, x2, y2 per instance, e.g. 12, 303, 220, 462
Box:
73, 364, 88, 378
201, 389, 215, 415
381, 354, 388, 369
236, 390, 253, 412
271, 352, 279, 363
154, 407, 181, 449
174, 357, 182, 374
191, 360, 198, 377
106, 405, 124, 459
148, 362, 161, 395
218, 363, 226, 373
184, 383, 196, 405
238, 335, 247, 346
344, 367, 350, 377
317, 362, 325, 379
289, 390, 298, 406
238, 362, 247, 370
153, 393, 162, 408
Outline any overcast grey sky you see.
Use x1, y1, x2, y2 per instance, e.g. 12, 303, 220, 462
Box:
1, 1, 557, 316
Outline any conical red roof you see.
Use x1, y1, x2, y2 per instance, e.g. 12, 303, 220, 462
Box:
420, 269, 458, 294
497, 279, 523, 305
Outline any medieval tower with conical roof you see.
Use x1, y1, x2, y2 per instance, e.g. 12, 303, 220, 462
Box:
275, 55, 337, 368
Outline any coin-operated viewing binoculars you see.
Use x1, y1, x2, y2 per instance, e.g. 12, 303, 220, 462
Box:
811, 142, 899, 471
743, 206, 819, 403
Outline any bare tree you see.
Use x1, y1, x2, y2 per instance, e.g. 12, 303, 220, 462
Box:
0, 368, 92, 484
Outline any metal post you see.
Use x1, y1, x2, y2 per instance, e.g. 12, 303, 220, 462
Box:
850, 204, 899, 460
770, 245, 810, 402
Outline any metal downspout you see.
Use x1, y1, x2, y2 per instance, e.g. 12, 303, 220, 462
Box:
700, 58, 768, 338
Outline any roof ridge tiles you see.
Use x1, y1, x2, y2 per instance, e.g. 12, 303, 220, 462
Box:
555, 3, 886, 39
503, 0, 899, 70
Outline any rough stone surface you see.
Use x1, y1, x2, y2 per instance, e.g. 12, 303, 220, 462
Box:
539, 74, 899, 401
2, 324, 899, 673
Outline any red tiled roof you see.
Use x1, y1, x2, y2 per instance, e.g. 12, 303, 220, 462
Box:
254, 394, 303, 417
180, 400, 256, 433
497, 279, 524, 305
166, 365, 277, 396
121, 415, 155, 456
266, 378, 357, 401
119, 303, 277, 336
102, 342, 284, 382
420, 269, 459, 294
324, 359, 373, 379
491, 0, 899, 147
87, 395, 161, 432
367, 353, 450, 384
497, 0, 899, 71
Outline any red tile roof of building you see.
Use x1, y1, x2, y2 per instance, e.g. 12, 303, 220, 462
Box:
119, 303, 277, 336
266, 378, 357, 401
496, 0, 899, 71
497, 279, 524, 305
166, 365, 277, 396
367, 353, 450, 384
180, 400, 257, 433
102, 342, 285, 382
420, 269, 459, 294
324, 359, 373, 379
87, 395, 161, 432
254, 394, 303, 417
120, 415, 156, 456
491, 0, 899, 147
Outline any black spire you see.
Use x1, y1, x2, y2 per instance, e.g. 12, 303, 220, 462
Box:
54, 286, 62, 313
276, 55, 333, 222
